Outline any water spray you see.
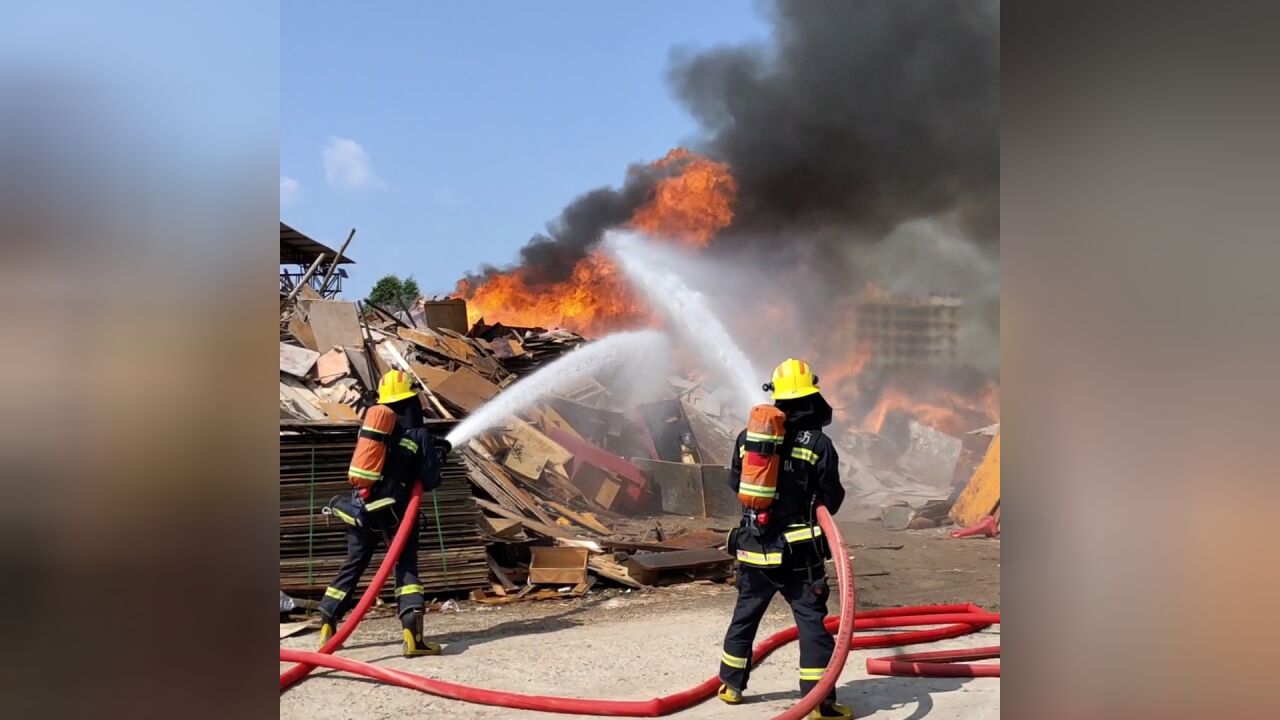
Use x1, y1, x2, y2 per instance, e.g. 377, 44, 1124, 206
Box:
444, 329, 670, 447
604, 230, 762, 409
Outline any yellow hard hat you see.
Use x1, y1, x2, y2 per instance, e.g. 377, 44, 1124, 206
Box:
765, 358, 820, 400
377, 370, 418, 404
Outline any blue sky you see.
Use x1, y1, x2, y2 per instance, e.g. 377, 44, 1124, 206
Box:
281, 1, 770, 298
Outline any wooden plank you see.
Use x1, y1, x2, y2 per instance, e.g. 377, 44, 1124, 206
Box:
280, 343, 321, 377
949, 432, 1000, 528
473, 498, 579, 540
486, 555, 519, 593
587, 556, 643, 588
280, 620, 314, 639
479, 515, 524, 539
547, 501, 612, 536
308, 300, 363, 351
625, 548, 733, 587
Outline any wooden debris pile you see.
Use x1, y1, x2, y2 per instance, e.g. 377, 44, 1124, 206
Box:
280, 284, 743, 603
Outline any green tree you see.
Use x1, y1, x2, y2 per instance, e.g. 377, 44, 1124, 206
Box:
367, 274, 421, 311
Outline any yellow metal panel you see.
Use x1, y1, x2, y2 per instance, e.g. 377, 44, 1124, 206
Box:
950, 432, 1000, 528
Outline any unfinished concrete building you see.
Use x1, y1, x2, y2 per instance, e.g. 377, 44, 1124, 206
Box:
855, 291, 961, 371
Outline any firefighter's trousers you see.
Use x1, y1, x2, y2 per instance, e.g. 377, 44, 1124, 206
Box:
317, 514, 425, 628
719, 562, 835, 701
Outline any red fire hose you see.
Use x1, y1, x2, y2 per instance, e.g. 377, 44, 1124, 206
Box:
281, 498, 1000, 714
866, 645, 1001, 678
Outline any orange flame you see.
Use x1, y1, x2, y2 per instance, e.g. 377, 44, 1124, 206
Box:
860, 381, 1000, 438
630, 149, 736, 247
458, 148, 736, 334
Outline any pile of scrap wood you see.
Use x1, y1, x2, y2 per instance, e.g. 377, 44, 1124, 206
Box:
279, 292, 591, 421
280, 284, 757, 602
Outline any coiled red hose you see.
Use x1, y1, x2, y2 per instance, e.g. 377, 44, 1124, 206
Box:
867, 645, 1001, 678
281, 500, 999, 715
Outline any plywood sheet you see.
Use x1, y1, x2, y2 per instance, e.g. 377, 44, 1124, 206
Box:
315, 347, 350, 385
280, 343, 320, 378
433, 367, 500, 413
505, 420, 573, 465
308, 300, 363, 351
949, 432, 1000, 528
398, 327, 461, 360
411, 362, 455, 389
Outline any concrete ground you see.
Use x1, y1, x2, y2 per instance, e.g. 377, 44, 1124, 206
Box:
280, 521, 1000, 719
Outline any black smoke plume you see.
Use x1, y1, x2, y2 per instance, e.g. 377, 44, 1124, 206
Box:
464, 0, 998, 285
670, 0, 999, 241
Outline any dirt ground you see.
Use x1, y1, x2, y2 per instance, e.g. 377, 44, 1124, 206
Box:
280, 520, 999, 719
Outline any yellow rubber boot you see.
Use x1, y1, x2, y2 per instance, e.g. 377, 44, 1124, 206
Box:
717, 683, 743, 705
809, 700, 854, 719
316, 621, 334, 650
402, 610, 442, 657
402, 629, 442, 657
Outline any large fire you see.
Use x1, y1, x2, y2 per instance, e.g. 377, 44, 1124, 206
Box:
455, 253, 644, 335
630, 148, 737, 247
454, 147, 1000, 437
457, 148, 736, 336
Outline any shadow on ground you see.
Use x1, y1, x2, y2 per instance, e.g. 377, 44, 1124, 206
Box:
841, 676, 971, 719
340, 604, 593, 664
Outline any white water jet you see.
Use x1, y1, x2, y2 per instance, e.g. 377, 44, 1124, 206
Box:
445, 329, 670, 446
604, 230, 761, 409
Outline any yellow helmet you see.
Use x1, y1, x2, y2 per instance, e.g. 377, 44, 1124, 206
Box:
764, 358, 820, 400
377, 370, 417, 404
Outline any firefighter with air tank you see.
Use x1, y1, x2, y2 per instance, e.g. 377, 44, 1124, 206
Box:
717, 358, 852, 719
316, 370, 452, 658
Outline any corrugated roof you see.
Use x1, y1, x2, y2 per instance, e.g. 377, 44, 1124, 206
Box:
280, 222, 355, 265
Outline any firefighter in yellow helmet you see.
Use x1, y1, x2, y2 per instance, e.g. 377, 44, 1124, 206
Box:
316, 370, 452, 657
717, 359, 852, 719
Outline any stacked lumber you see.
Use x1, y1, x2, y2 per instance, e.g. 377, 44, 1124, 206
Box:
278, 421, 488, 599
